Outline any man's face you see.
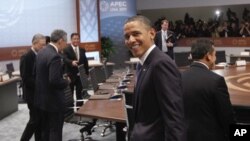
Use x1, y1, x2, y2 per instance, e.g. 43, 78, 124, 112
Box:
161, 21, 169, 31
123, 21, 155, 58
58, 37, 68, 52
71, 35, 80, 47
34, 39, 46, 51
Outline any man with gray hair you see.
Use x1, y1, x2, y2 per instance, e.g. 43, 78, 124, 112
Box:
20, 33, 46, 141
35, 29, 70, 141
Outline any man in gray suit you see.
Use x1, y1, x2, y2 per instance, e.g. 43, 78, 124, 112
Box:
20, 33, 45, 141
182, 39, 235, 141
123, 15, 186, 141
35, 29, 70, 141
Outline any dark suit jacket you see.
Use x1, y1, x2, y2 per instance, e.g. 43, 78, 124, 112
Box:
130, 47, 186, 141
182, 62, 235, 141
154, 30, 176, 55
35, 45, 68, 112
20, 49, 36, 104
63, 45, 89, 82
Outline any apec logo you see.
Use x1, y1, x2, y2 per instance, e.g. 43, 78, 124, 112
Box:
100, 0, 127, 12
230, 124, 250, 141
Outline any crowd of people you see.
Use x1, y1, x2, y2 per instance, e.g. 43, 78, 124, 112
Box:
154, 8, 250, 38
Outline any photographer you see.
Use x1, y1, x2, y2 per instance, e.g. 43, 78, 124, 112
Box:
239, 21, 250, 37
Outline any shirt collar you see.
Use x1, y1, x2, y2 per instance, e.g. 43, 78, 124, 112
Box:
193, 61, 209, 69
31, 47, 37, 55
139, 44, 156, 65
49, 43, 58, 53
71, 44, 78, 48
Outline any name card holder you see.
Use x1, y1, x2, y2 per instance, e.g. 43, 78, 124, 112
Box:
1, 74, 10, 81
240, 52, 250, 56
236, 60, 247, 66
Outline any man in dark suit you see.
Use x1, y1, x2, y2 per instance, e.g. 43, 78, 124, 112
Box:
155, 19, 176, 59
20, 33, 46, 141
123, 15, 186, 141
63, 33, 89, 107
35, 29, 70, 141
182, 39, 235, 141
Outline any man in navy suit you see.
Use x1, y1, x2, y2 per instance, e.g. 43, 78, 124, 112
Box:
20, 33, 46, 141
63, 33, 89, 107
155, 19, 176, 59
123, 15, 186, 141
35, 29, 70, 141
182, 39, 235, 141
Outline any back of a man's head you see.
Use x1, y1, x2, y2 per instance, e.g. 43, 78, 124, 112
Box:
50, 29, 67, 43
191, 39, 214, 61
32, 33, 45, 45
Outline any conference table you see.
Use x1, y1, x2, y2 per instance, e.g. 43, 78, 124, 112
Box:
213, 64, 250, 123
0, 76, 20, 119
75, 75, 135, 141
75, 64, 250, 140
213, 64, 250, 107
230, 54, 250, 64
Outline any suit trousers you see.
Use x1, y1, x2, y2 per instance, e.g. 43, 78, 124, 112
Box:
20, 103, 41, 141
70, 76, 83, 107
40, 109, 64, 141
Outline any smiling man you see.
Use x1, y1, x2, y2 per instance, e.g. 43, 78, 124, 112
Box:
123, 15, 186, 141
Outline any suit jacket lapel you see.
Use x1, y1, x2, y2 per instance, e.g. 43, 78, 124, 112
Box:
134, 47, 158, 120
69, 45, 77, 60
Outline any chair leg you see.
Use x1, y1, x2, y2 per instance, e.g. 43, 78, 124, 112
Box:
101, 121, 114, 137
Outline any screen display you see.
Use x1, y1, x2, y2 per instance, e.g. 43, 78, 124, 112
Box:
0, 0, 77, 48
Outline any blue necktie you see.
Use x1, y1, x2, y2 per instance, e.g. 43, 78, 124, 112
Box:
135, 63, 142, 85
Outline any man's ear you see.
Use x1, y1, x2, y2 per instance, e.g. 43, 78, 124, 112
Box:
149, 28, 156, 40
206, 52, 213, 62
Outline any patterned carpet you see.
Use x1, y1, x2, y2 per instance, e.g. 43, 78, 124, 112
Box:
0, 104, 116, 141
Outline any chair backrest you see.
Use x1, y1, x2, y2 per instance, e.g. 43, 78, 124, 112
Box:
89, 67, 99, 92
6, 63, 14, 72
6, 63, 14, 77
95, 66, 106, 83
102, 60, 109, 79
78, 64, 89, 91
122, 91, 135, 134
174, 52, 191, 67
216, 50, 227, 64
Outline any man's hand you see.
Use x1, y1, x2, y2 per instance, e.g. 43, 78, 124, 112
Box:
72, 60, 79, 67
167, 42, 173, 47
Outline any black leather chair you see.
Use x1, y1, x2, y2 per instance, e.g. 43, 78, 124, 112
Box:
216, 50, 227, 64
66, 65, 97, 141
6, 62, 14, 78
174, 52, 191, 67
78, 64, 91, 99
88, 67, 115, 137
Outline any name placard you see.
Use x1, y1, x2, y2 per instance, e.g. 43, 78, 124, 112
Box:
1, 74, 10, 81
236, 60, 247, 66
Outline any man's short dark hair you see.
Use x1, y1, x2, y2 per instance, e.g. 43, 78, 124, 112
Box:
71, 33, 80, 39
124, 15, 152, 29
191, 39, 214, 60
